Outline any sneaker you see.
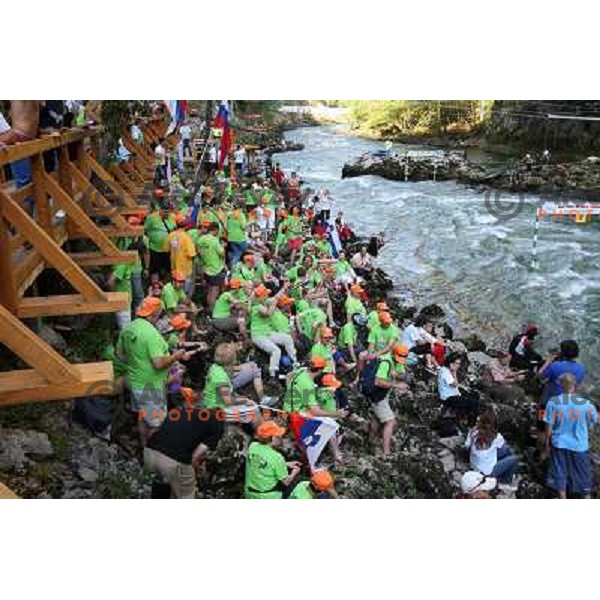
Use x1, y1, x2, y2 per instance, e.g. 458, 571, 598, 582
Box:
497, 478, 519, 492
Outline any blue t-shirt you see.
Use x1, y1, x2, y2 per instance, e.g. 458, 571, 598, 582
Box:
543, 360, 586, 397
543, 394, 597, 452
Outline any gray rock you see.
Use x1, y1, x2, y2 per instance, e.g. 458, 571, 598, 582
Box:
0, 427, 54, 470
78, 467, 99, 483
38, 325, 68, 353
437, 449, 456, 473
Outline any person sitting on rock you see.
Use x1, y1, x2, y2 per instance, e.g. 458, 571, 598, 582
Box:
438, 352, 480, 426
542, 373, 597, 499
508, 323, 543, 373
465, 411, 520, 492
350, 246, 373, 278
481, 352, 526, 404
539, 339, 586, 406
367, 301, 389, 331
345, 283, 367, 319
333, 250, 357, 288
365, 344, 410, 457
402, 315, 442, 371
244, 421, 302, 499
289, 469, 338, 499
144, 408, 225, 499
211, 278, 250, 340
334, 313, 366, 372
250, 283, 297, 379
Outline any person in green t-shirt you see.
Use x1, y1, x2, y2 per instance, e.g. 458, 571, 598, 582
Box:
232, 252, 258, 283
274, 222, 288, 258
161, 271, 200, 330
144, 206, 176, 278
289, 470, 337, 499
244, 421, 301, 499
368, 312, 401, 355
345, 283, 367, 318
269, 294, 294, 335
211, 278, 250, 339
226, 206, 248, 267
250, 283, 297, 378
334, 250, 356, 287
296, 306, 327, 343
107, 262, 133, 330
310, 326, 336, 374
116, 296, 194, 443
369, 344, 410, 457
197, 222, 226, 310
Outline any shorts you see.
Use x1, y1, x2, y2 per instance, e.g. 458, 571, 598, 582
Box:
213, 317, 240, 331
547, 447, 593, 494
205, 271, 226, 286
143, 447, 196, 499
131, 387, 168, 428
288, 238, 303, 252
371, 398, 395, 423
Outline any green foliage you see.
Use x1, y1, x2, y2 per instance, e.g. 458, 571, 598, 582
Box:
346, 100, 492, 137
100, 101, 149, 155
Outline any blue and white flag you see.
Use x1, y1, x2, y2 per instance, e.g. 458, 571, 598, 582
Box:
326, 217, 342, 258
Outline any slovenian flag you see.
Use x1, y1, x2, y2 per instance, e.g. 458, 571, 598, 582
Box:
165, 101, 188, 135
214, 101, 233, 169
289, 412, 339, 469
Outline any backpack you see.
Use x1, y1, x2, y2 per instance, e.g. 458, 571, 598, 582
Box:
359, 358, 391, 402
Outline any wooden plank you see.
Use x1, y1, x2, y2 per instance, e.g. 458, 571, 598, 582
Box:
121, 131, 153, 167
69, 250, 138, 266
0, 128, 99, 167
0, 304, 79, 383
31, 154, 52, 233
0, 215, 18, 312
84, 153, 138, 208
110, 164, 141, 195
16, 292, 129, 318
0, 481, 20, 499
45, 170, 124, 255
68, 225, 143, 240
0, 362, 115, 406
0, 189, 105, 301
121, 160, 145, 184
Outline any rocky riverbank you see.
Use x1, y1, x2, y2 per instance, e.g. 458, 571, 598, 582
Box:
342, 150, 600, 194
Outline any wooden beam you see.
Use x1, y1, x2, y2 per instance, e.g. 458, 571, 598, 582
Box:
0, 128, 99, 167
68, 225, 143, 240
0, 189, 105, 301
0, 304, 79, 384
110, 164, 141, 197
84, 153, 138, 208
121, 131, 153, 167
31, 154, 52, 234
0, 481, 20, 499
0, 362, 115, 406
45, 170, 125, 254
69, 250, 138, 266
0, 216, 18, 312
16, 292, 129, 318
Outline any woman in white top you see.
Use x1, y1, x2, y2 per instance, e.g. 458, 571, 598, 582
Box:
438, 352, 480, 425
465, 411, 519, 489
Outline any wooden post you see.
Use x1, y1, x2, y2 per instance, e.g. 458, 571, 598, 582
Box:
30, 154, 52, 235
0, 214, 18, 313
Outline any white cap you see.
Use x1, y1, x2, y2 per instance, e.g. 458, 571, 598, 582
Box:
460, 471, 497, 494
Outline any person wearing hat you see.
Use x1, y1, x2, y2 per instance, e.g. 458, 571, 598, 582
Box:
457, 471, 496, 499
295, 302, 328, 351
161, 270, 199, 324
367, 312, 401, 358
196, 221, 227, 311
145, 408, 225, 499
368, 343, 410, 457
163, 213, 196, 296
250, 282, 297, 379
211, 278, 250, 339
335, 313, 366, 373
508, 323, 543, 373
310, 326, 337, 374
116, 296, 196, 443
289, 469, 338, 499
164, 313, 193, 350
232, 252, 259, 283
367, 301, 389, 331
144, 202, 176, 279
315, 372, 349, 463
244, 421, 302, 499
345, 284, 367, 319
269, 294, 295, 337
116, 215, 146, 311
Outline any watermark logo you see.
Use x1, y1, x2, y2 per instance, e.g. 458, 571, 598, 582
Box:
484, 189, 525, 221
81, 178, 127, 220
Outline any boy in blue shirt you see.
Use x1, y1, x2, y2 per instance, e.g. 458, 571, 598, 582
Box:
542, 372, 597, 499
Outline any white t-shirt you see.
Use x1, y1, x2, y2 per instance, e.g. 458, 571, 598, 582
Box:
465, 430, 506, 475
154, 144, 165, 167
180, 125, 192, 140
0, 111, 10, 134
402, 324, 423, 349
438, 366, 459, 400
234, 148, 246, 164
209, 147, 217, 162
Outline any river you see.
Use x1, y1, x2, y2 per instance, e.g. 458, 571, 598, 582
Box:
278, 125, 600, 396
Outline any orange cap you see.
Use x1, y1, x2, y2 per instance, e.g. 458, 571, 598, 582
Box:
170, 314, 192, 330
254, 284, 271, 299
311, 470, 334, 492
180, 387, 198, 405
171, 270, 186, 282
320, 373, 342, 389
136, 296, 163, 318
320, 327, 334, 339
256, 420, 286, 440
174, 213, 187, 226
379, 311, 393, 325
350, 283, 364, 294
277, 294, 294, 307
229, 278, 242, 289
154, 188, 164, 197
310, 355, 327, 369
198, 219, 211, 229
392, 343, 410, 363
